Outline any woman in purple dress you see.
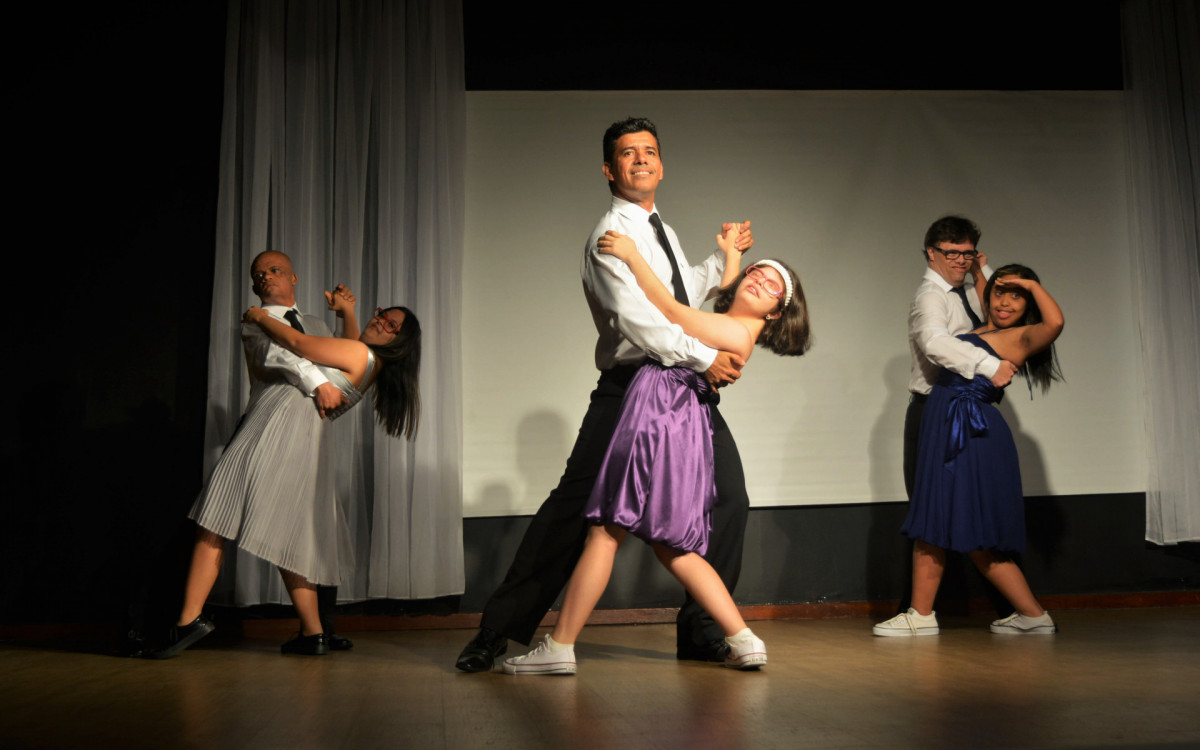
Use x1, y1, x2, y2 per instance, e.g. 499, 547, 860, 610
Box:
504, 226, 811, 675
874, 264, 1064, 637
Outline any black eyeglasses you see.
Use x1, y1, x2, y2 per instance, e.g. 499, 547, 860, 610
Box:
930, 247, 979, 261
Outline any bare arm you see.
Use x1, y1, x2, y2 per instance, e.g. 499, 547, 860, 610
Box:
1018, 279, 1065, 354
970, 251, 990, 311
716, 224, 743, 289
707, 222, 752, 387
597, 231, 753, 359
245, 307, 370, 378
985, 277, 1065, 365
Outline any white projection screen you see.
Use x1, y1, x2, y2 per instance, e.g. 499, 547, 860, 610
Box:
462, 90, 1143, 518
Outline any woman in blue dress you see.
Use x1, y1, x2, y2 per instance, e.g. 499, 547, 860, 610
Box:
875, 264, 1064, 637
504, 225, 812, 674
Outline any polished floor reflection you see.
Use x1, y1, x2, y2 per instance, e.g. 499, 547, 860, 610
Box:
3, 607, 1199, 749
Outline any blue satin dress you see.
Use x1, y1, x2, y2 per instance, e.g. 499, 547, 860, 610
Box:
584, 361, 716, 555
902, 334, 1026, 553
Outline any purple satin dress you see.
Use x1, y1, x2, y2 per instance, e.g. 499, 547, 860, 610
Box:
584, 362, 716, 554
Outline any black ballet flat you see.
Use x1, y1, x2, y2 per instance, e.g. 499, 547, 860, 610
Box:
280, 632, 330, 656
148, 615, 215, 659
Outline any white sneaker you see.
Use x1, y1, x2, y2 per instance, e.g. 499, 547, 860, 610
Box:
724, 635, 767, 670
502, 634, 577, 675
990, 611, 1056, 635
873, 608, 939, 637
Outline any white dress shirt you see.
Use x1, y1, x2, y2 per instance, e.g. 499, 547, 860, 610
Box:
581, 196, 727, 372
908, 266, 1000, 395
242, 304, 330, 396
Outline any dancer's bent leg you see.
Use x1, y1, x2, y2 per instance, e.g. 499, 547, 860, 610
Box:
551, 524, 626, 645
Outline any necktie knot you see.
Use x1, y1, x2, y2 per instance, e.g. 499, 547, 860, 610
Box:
951, 285, 982, 328
284, 309, 306, 333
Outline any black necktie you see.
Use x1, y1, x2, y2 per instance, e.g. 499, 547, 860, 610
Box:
284, 309, 306, 333
951, 285, 982, 328
648, 213, 690, 306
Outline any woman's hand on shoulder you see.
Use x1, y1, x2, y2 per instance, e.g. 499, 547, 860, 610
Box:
970, 251, 989, 279
325, 284, 357, 316
243, 306, 270, 326
596, 230, 637, 261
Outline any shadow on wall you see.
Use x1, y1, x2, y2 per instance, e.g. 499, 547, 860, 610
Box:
464, 410, 574, 611
864, 355, 915, 605
997, 394, 1066, 570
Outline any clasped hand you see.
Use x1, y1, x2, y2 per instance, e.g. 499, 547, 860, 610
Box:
324, 284, 356, 315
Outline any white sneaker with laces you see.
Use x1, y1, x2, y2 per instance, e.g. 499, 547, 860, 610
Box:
724, 635, 767, 670
502, 634, 577, 675
873, 608, 939, 637
990, 611, 1056, 635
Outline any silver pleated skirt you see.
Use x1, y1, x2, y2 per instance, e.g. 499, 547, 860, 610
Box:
189, 380, 351, 586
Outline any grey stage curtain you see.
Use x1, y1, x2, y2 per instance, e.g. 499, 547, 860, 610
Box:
1122, 0, 1200, 544
203, 0, 465, 602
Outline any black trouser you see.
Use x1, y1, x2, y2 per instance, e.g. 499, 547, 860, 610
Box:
480, 365, 750, 647
901, 393, 1016, 618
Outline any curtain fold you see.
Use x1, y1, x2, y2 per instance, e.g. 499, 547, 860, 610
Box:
205, 0, 464, 603
1122, 0, 1200, 544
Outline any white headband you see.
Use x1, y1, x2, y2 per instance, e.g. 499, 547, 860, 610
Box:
750, 259, 793, 311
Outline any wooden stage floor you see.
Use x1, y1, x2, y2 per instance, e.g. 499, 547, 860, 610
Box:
3, 607, 1199, 749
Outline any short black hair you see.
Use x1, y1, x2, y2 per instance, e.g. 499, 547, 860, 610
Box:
603, 117, 659, 163
923, 216, 981, 260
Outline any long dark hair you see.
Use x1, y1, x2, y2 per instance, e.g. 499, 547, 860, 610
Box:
983, 264, 1063, 394
713, 258, 812, 356
366, 306, 422, 439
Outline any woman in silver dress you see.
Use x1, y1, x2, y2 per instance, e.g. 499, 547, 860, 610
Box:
155, 288, 420, 658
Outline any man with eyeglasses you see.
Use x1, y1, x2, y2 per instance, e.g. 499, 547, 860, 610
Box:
897, 216, 1019, 617
456, 117, 755, 672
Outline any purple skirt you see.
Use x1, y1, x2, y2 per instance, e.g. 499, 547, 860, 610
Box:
584, 362, 715, 554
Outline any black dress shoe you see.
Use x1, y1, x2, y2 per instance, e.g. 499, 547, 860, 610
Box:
328, 633, 354, 651
455, 627, 507, 672
281, 632, 330, 656
676, 638, 731, 662
149, 615, 215, 659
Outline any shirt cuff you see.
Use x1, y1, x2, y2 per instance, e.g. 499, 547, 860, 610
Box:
299, 370, 329, 396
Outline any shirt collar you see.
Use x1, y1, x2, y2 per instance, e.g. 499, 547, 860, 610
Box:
610, 194, 657, 221
923, 266, 969, 293
262, 304, 299, 318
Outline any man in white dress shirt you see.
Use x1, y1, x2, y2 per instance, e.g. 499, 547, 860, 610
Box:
891, 215, 1019, 625
456, 117, 754, 671
244, 251, 355, 653
152, 251, 353, 658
